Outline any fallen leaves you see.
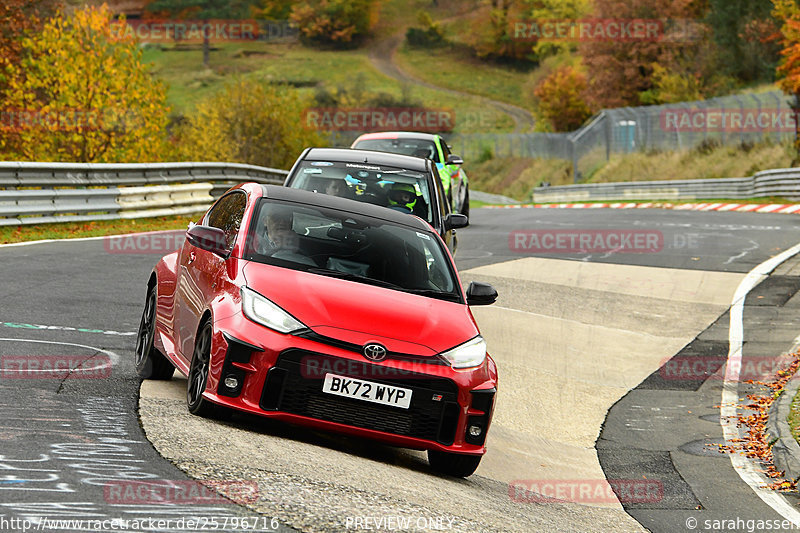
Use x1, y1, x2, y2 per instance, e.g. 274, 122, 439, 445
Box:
713, 351, 800, 493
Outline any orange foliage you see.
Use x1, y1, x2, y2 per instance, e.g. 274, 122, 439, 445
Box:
533, 66, 592, 132
290, 0, 380, 48
0, 0, 61, 82
579, 0, 706, 109
775, 1, 800, 97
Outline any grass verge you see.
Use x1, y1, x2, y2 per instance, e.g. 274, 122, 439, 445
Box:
0, 215, 195, 245
143, 42, 514, 133
586, 141, 794, 183
465, 140, 797, 201
467, 157, 572, 201
395, 44, 535, 115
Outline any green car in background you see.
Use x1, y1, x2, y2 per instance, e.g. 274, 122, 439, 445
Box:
351, 132, 470, 219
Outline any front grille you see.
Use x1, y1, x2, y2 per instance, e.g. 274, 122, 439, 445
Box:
260, 350, 460, 445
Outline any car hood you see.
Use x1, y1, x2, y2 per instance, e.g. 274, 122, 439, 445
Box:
242, 262, 478, 356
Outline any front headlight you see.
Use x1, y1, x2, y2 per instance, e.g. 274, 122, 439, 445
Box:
440, 336, 487, 369
241, 286, 306, 334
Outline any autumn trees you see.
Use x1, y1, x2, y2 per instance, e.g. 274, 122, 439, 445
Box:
0, 3, 331, 166
0, 0, 60, 92
0, 5, 170, 162
533, 67, 592, 132
773, 0, 800, 156
175, 79, 323, 169
257, 0, 380, 48
145, 0, 260, 67
707, 0, 779, 84
462, 0, 781, 132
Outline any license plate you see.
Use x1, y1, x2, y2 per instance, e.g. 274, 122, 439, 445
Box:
322, 373, 412, 409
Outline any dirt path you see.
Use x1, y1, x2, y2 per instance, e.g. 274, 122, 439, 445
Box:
367, 34, 536, 133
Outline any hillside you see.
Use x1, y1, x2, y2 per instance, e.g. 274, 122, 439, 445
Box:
14, 0, 796, 200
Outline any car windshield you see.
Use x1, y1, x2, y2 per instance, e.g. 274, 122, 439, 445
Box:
353, 138, 440, 163
244, 198, 460, 302
289, 160, 433, 224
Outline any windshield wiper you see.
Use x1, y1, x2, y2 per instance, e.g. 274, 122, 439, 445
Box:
307, 268, 403, 290
399, 288, 462, 302
308, 268, 460, 301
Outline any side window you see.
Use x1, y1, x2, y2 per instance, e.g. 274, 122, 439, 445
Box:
206, 192, 247, 249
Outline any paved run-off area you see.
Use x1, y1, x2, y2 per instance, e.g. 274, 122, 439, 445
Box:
139, 256, 746, 532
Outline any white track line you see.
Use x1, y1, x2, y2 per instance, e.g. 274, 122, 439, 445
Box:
0, 229, 185, 249
0, 337, 120, 370
721, 241, 800, 525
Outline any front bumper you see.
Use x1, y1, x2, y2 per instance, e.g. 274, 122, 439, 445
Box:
205, 312, 497, 454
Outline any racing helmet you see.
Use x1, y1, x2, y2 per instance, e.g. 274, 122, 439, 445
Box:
388, 182, 417, 212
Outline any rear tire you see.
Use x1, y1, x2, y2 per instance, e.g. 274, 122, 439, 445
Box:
187, 321, 227, 419
427, 450, 482, 477
135, 286, 175, 380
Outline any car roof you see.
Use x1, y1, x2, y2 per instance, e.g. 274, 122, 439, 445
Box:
259, 184, 434, 233
354, 131, 441, 143
302, 147, 430, 172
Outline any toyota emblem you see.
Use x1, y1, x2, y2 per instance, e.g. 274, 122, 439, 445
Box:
363, 343, 387, 362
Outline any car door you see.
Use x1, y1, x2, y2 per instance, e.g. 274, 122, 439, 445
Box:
174, 191, 247, 362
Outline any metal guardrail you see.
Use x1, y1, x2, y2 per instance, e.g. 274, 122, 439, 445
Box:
5, 161, 800, 224
531, 168, 800, 203
0, 162, 288, 226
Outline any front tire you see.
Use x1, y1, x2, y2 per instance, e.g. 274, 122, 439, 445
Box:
460, 187, 470, 219
428, 450, 482, 477
135, 286, 175, 380
187, 321, 223, 418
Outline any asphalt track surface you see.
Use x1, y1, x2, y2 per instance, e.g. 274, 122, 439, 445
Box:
2, 207, 800, 532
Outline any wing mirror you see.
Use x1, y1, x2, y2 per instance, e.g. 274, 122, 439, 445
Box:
466, 281, 498, 306
446, 154, 464, 165
445, 213, 469, 230
186, 225, 230, 258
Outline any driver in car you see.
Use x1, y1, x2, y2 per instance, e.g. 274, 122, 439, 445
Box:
260, 209, 316, 266
387, 182, 417, 214
325, 179, 349, 197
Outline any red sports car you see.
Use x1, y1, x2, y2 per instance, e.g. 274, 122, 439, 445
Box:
135, 183, 498, 477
